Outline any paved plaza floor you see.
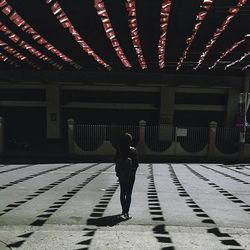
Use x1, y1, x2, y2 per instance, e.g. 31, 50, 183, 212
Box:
0, 162, 250, 250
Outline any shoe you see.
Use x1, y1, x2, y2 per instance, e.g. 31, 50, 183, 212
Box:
120, 213, 127, 220
121, 213, 132, 220
125, 213, 129, 219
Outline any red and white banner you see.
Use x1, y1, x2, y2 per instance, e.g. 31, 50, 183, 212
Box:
95, 0, 132, 68
0, 0, 81, 70
0, 38, 40, 69
225, 51, 250, 70
209, 38, 246, 69
158, 0, 172, 69
0, 22, 63, 70
47, 0, 111, 70
0, 51, 19, 67
194, 0, 248, 70
177, 0, 213, 70
125, 0, 147, 69
242, 64, 250, 71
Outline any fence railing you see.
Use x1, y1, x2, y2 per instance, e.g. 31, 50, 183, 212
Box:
215, 127, 240, 154
145, 125, 174, 152
70, 121, 243, 157
74, 124, 139, 150
177, 127, 208, 153
75, 124, 106, 151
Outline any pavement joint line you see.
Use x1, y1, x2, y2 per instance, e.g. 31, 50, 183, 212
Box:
200, 164, 250, 185
1, 224, 250, 231
0, 239, 12, 250
0, 163, 77, 191
243, 166, 250, 171
0, 164, 35, 174
184, 164, 250, 215
168, 163, 244, 249
0, 163, 100, 217
217, 164, 250, 177
219, 163, 250, 172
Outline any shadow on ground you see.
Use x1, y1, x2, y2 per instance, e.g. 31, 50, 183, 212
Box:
87, 214, 127, 227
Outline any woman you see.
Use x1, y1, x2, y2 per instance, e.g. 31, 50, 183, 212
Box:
115, 132, 139, 220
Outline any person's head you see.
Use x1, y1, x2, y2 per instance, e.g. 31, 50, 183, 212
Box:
119, 132, 132, 150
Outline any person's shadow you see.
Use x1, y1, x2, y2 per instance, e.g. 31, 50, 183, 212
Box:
87, 214, 128, 227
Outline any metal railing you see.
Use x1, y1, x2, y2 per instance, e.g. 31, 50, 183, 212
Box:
177, 127, 208, 153
145, 125, 175, 152
75, 124, 106, 150
73, 123, 241, 154
74, 124, 139, 151
216, 127, 240, 154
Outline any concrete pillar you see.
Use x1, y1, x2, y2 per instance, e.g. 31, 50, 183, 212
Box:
159, 87, 175, 124
238, 69, 250, 160
139, 120, 146, 144
0, 117, 4, 154
226, 89, 240, 127
46, 84, 61, 139
242, 35, 250, 143
238, 36, 250, 160
137, 120, 147, 156
243, 70, 250, 136
67, 118, 75, 154
208, 121, 217, 157
159, 87, 175, 140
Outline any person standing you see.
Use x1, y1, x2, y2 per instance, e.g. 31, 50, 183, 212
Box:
115, 132, 139, 220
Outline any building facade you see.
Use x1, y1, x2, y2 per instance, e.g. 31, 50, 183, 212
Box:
0, 71, 247, 155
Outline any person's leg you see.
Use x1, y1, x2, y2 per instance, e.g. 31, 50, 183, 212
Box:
119, 178, 126, 214
124, 174, 135, 216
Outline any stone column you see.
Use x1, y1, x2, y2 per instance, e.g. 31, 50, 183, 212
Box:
46, 84, 61, 139
208, 121, 217, 157
137, 120, 147, 155
139, 120, 146, 145
226, 89, 240, 127
239, 69, 250, 160
242, 70, 250, 143
0, 117, 4, 154
67, 118, 75, 154
159, 87, 175, 141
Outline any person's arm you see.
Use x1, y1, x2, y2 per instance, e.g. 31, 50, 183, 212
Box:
130, 147, 139, 171
114, 151, 118, 176
115, 150, 120, 177
134, 150, 139, 170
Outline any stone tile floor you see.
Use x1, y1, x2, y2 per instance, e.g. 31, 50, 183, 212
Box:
0, 163, 249, 249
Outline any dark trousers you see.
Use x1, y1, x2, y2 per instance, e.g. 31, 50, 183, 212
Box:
119, 174, 135, 214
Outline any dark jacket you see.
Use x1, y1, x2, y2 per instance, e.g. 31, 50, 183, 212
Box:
115, 146, 138, 178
